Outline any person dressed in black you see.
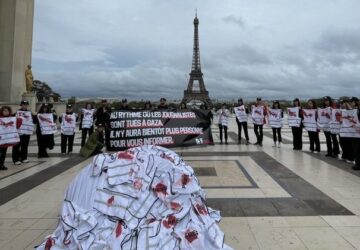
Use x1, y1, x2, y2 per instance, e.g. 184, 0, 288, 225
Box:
95, 100, 111, 149
350, 97, 360, 170
59, 104, 78, 155
339, 98, 354, 163
143, 101, 153, 110
321, 96, 340, 157
34, 104, 57, 158
157, 98, 168, 109
234, 98, 250, 145
80, 103, 95, 147
121, 99, 130, 110
12, 100, 35, 164
290, 98, 303, 150
179, 102, 187, 110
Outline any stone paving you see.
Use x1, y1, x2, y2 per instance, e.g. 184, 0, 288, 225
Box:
1, 116, 360, 249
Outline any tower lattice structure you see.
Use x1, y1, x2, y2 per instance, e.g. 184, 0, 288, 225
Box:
182, 13, 212, 107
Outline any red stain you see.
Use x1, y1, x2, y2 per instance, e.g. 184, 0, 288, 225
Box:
0, 120, 14, 128
64, 115, 73, 123
44, 237, 54, 250
107, 196, 114, 206
163, 214, 177, 228
118, 151, 134, 160
153, 183, 167, 196
133, 179, 142, 190
170, 201, 181, 211
196, 204, 208, 215
38, 115, 52, 124
181, 174, 190, 187
335, 112, 342, 122
115, 221, 122, 237
160, 153, 175, 163
185, 229, 198, 243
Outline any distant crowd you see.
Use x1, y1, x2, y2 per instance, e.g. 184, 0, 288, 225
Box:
216, 96, 360, 170
0, 96, 359, 171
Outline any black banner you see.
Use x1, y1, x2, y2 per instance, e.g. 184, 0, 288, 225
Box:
107, 109, 214, 151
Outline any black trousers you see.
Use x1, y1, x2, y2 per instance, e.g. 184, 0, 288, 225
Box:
219, 124, 228, 142
37, 133, 48, 157
81, 127, 94, 147
291, 127, 303, 149
308, 131, 321, 152
0, 147, 8, 166
254, 124, 263, 144
340, 137, 354, 161
324, 131, 340, 156
61, 134, 75, 153
236, 119, 249, 141
272, 128, 282, 142
352, 138, 360, 166
12, 134, 30, 163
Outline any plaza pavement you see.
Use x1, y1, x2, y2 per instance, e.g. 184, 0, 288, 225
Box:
1, 115, 360, 249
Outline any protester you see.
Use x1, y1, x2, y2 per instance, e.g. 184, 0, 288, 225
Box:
234, 98, 250, 145
288, 98, 303, 150
303, 100, 320, 153
80, 124, 105, 158
12, 100, 34, 164
80, 103, 95, 147
216, 103, 230, 144
95, 100, 111, 149
143, 101, 153, 110
121, 99, 130, 110
268, 100, 283, 147
34, 103, 57, 158
319, 96, 340, 157
349, 97, 360, 170
157, 98, 168, 109
0, 106, 22, 170
251, 97, 266, 146
339, 99, 353, 162
329, 100, 343, 158
59, 104, 78, 155
178, 102, 187, 110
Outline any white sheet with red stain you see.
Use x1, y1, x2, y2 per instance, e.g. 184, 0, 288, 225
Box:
36, 146, 232, 250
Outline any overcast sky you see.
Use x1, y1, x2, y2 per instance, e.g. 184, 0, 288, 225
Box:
32, 0, 360, 101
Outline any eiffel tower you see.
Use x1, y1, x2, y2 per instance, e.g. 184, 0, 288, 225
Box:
182, 12, 212, 107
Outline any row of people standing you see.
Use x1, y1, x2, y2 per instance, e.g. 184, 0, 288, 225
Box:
288, 96, 360, 170
217, 97, 281, 146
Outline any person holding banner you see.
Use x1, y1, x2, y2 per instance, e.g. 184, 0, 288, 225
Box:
12, 101, 35, 165
329, 101, 343, 159
288, 98, 303, 150
0, 106, 22, 170
80, 103, 95, 147
216, 103, 230, 144
268, 100, 283, 147
157, 98, 168, 110
35, 104, 57, 158
143, 101, 153, 110
234, 98, 250, 145
319, 96, 340, 158
251, 97, 266, 146
59, 104, 78, 155
303, 100, 320, 153
339, 99, 354, 162
349, 97, 360, 170
179, 102, 188, 110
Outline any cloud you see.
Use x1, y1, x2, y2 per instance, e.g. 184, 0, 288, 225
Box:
32, 0, 360, 101
222, 15, 245, 28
